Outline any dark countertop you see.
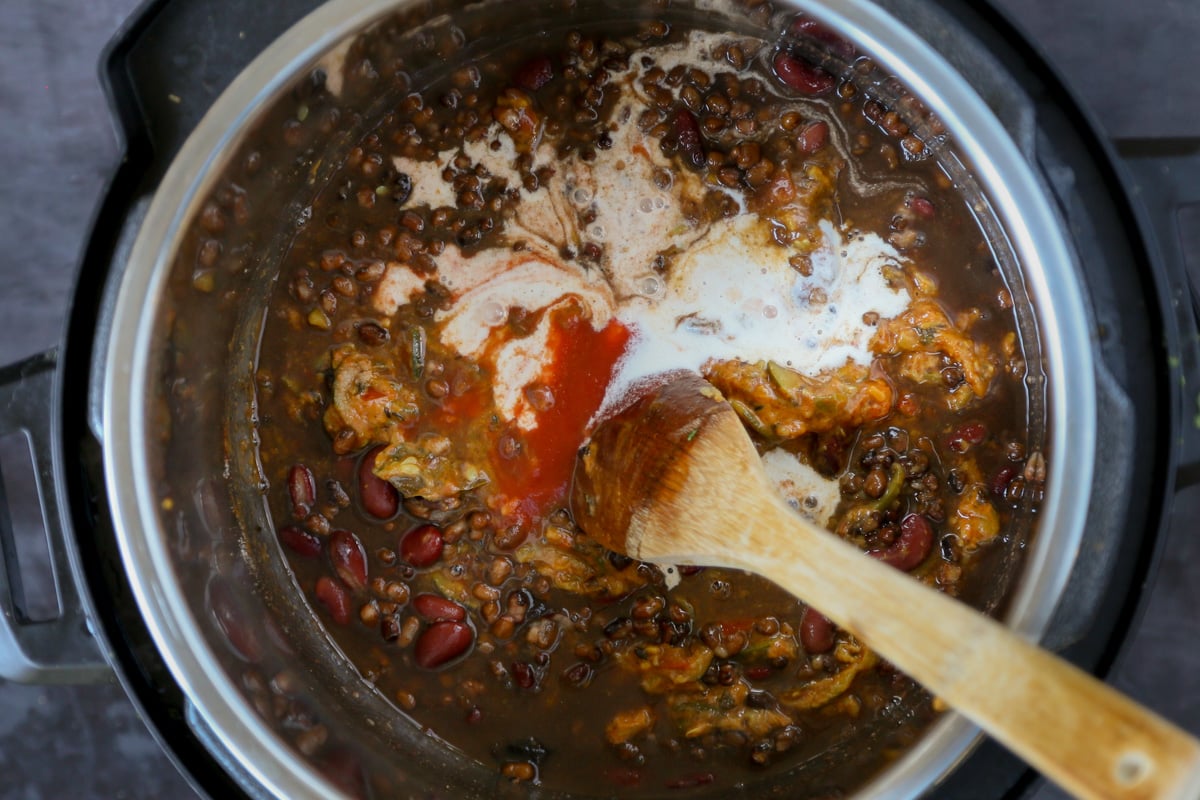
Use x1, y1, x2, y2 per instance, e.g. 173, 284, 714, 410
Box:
0, 1, 1197, 798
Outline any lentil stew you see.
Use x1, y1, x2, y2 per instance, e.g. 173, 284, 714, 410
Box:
215, 2, 1050, 795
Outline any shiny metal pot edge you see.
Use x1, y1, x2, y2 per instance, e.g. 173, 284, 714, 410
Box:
101, 0, 1097, 797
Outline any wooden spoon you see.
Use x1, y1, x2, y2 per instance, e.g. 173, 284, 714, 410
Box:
571, 372, 1200, 800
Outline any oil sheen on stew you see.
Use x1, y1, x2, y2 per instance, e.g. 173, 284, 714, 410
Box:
254, 13, 1044, 796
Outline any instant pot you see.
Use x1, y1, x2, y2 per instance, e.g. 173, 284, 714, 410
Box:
1, 0, 1197, 797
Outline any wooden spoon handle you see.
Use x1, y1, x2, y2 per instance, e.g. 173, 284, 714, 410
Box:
739, 497, 1200, 800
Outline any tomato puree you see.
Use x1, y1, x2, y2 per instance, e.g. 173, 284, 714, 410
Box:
491, 309, 631, 532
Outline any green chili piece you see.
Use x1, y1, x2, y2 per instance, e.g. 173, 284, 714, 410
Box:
871, 463, 906, 511
766, 360, 803, 393
730, 399, 773, 439
411, 326, 426, 378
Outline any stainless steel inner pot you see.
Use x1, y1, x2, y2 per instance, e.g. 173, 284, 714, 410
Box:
99, 0, 1099, 796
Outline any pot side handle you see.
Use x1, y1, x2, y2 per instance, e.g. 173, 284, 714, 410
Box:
0, 350, 111, 683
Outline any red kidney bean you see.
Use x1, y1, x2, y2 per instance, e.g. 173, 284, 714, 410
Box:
400, 524, 445, 567
413, 620, 474, 668
992, 465, 1018, 498
949, 422, 988, 452
279, 525, 322, 558
673, 109, 706, 168
288, 464, 316, 519
412, 593, 466, 622
796, 120, 829, 154
358, 446, 399, 519
771, 51, 834, 96
678, 565, 706, 577
800, 606, 835, 653
315, 576, 353, 625
744, 665, 773, 681
514, 56, 554, 91
908, 195, 936, 218
207, 578, 261, 662
329, 529, 368, 591
868, 513, 934, 572
512, 661, 537, 689
789, 15, 856, 60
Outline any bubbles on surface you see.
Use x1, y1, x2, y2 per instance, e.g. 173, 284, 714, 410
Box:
636, 195, 669, 214
524, 384, 555, 412
483, 301, 508, 326
637, 273, 665, 298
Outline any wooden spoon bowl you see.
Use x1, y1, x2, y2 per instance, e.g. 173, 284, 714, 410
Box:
571, 372, 1200, 800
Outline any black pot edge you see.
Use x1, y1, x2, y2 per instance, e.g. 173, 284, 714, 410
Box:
50, 0, 261, 796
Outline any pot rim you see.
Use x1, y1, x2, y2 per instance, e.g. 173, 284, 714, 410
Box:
101, 0, 1097, 797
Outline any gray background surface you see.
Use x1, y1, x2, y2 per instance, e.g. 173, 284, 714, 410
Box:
0, 0, 1197, 797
